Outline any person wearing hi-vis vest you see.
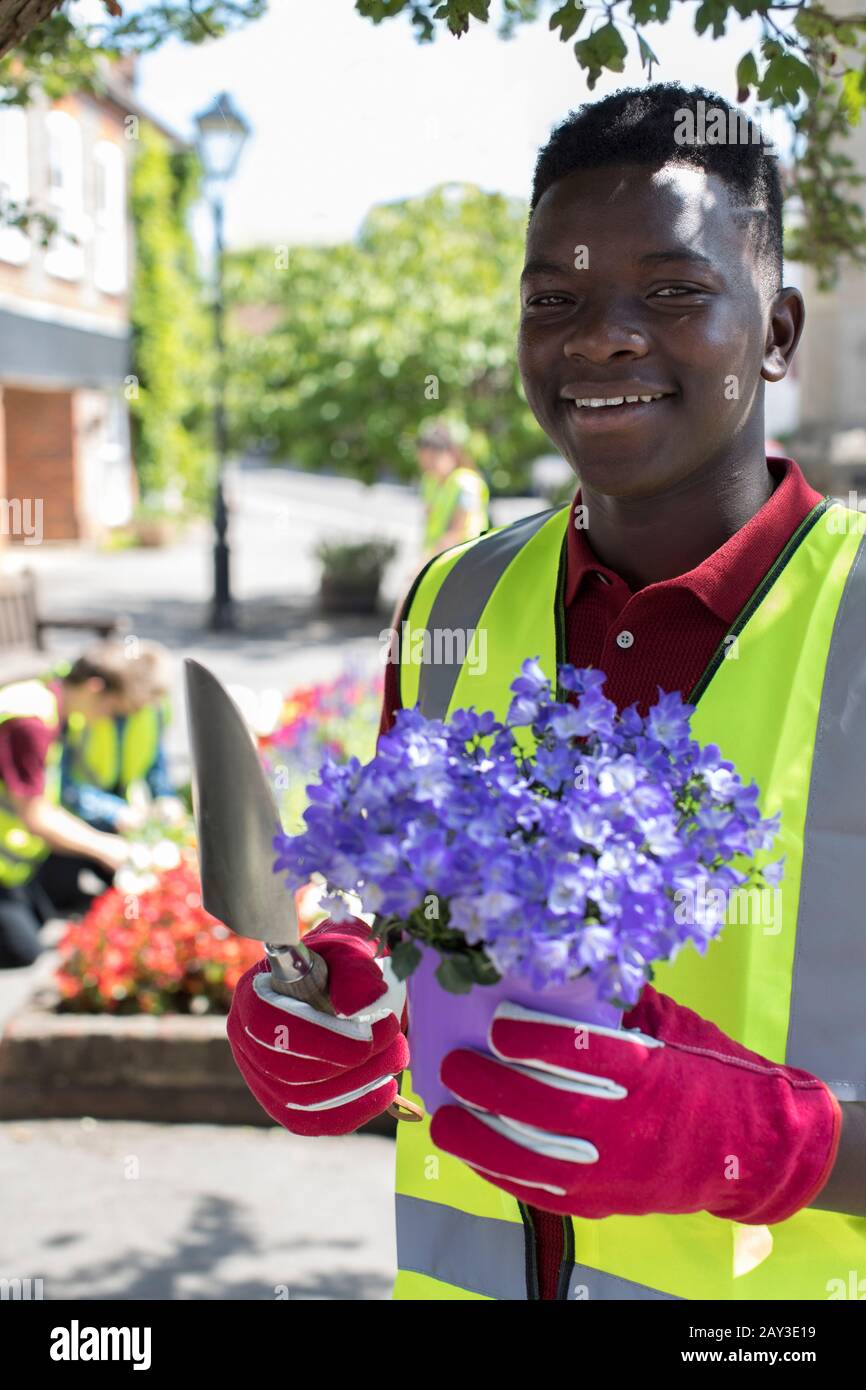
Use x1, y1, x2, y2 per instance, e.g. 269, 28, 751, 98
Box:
60, 639, 180, 835
0, 641, 166, 969
227, 82, 866, 1301
417, 420, 490, 561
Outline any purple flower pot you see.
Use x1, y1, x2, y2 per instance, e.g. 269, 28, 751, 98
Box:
406, 944, 623, 1114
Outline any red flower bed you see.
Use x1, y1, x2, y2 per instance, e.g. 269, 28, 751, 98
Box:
55, 856, 264, 1016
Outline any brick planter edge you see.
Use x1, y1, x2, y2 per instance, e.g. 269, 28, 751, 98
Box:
0, 991, 396, 1137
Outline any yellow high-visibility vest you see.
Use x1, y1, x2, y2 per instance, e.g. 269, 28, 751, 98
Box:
393, 498, 866, 1299
0, 680, 62, 887
64, 703, 167, 796
423, 467, 489, 551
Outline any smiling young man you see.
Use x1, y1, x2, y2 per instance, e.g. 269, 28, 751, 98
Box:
228, 83, 866, 1300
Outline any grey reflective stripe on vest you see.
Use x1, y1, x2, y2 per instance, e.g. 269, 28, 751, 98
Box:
788, 530, 866, 1100
566, 1265, 680, 1300
416, 508, 558, 719
396, 1194, 675, 1300
396, 1194, 529, 1299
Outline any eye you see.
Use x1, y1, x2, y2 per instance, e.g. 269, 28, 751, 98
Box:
525, 293, 570, 307
653, 286, 703, 298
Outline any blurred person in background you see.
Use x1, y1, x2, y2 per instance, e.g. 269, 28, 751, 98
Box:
0, 642, 165, 969
417, 420, 490, 561
60, 639, 182, 834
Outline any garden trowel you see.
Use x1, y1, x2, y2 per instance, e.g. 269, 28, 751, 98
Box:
183, 658, 422, 1120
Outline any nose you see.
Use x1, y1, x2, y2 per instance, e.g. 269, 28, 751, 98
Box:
562, 295, 649, 364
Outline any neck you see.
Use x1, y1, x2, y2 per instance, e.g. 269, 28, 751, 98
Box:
55, 682, 73, 722
580, 447, 776, 591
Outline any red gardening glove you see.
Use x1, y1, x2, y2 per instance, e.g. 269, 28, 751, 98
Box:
227, 917, 410, 1136
430, 994, 842, 1223
622, 983, 779, 1060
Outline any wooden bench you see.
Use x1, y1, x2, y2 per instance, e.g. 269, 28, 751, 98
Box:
0, 568, 131, 685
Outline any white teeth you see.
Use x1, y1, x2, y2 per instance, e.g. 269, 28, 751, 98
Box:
573, 392, 666, 408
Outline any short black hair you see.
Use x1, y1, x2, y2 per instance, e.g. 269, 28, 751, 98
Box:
530, 83, 783, 300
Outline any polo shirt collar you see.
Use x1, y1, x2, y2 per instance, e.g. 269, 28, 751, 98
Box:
564, 456, 822, 625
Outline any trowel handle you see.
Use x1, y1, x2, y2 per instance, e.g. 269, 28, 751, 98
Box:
264, 941, 424, 1124
265, 943, 336, 1015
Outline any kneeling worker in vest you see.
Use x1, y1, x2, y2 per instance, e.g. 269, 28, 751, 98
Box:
60, 639, 180, 835
227, 83, 866, 1300
0, 642, 163, 969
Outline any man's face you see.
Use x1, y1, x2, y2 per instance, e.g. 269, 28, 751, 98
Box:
90, 685, 141, 720
518, 161, 786, 501
417, 445, 455, 479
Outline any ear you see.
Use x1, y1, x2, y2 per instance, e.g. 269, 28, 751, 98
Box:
761, 285, 805, 385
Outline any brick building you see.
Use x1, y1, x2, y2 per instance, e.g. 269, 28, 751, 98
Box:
0, 64, 182, 545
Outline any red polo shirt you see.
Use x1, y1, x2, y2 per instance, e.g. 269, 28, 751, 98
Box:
0, 678, 63, 799
378, 455, 824, 1298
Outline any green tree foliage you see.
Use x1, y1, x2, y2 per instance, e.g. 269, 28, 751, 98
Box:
224, 183, 549, 491
129, 122, 212, 508
357, 0, 866, 290
0, 3, 265, 81
3, 3, 866, 287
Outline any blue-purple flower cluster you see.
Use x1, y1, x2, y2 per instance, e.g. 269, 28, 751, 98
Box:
273, 659, 782, 1005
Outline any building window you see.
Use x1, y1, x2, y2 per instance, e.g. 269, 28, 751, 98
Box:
44, 109, 86, 281
0, 107, 31, 266
93, 139, 127, 295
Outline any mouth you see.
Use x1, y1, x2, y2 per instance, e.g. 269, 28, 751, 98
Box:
559, 389, 676, 432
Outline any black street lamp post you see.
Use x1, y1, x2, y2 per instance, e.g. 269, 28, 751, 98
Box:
194, 93, 251, 632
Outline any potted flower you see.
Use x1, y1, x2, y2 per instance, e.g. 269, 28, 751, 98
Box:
315, 538, 398, 614
273, 660, 783, 1114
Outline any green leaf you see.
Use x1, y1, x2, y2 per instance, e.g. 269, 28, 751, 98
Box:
736, 50, 759, 92
387, 938, 423, 981
574, 21, 628, 83
758, 54, 816, 104
760, 54, 819, 104
786, 56, 820, 100
467, 950, 502, 985
593, 21, 628, 67
694, 0, 730, 40
832, 24, 859, 47
793, 8, 824, 39
630, 0, 670, 22
550, 2, 586, 42
435, 954, 477, 994
841, 68, 865, 127
638, 33, 659, 72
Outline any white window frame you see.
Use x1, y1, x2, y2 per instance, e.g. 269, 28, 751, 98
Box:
0, 107, 31, 266
93, 139, 127, 295
44, 109, 87, 281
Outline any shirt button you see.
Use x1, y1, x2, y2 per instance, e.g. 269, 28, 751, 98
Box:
616, 630, 634, 649
595, 571, 612, 586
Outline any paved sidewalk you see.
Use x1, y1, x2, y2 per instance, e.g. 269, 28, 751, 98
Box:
0, 1117, 397, 1300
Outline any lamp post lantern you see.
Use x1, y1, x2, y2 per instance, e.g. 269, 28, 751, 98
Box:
194, 92, 251, 631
